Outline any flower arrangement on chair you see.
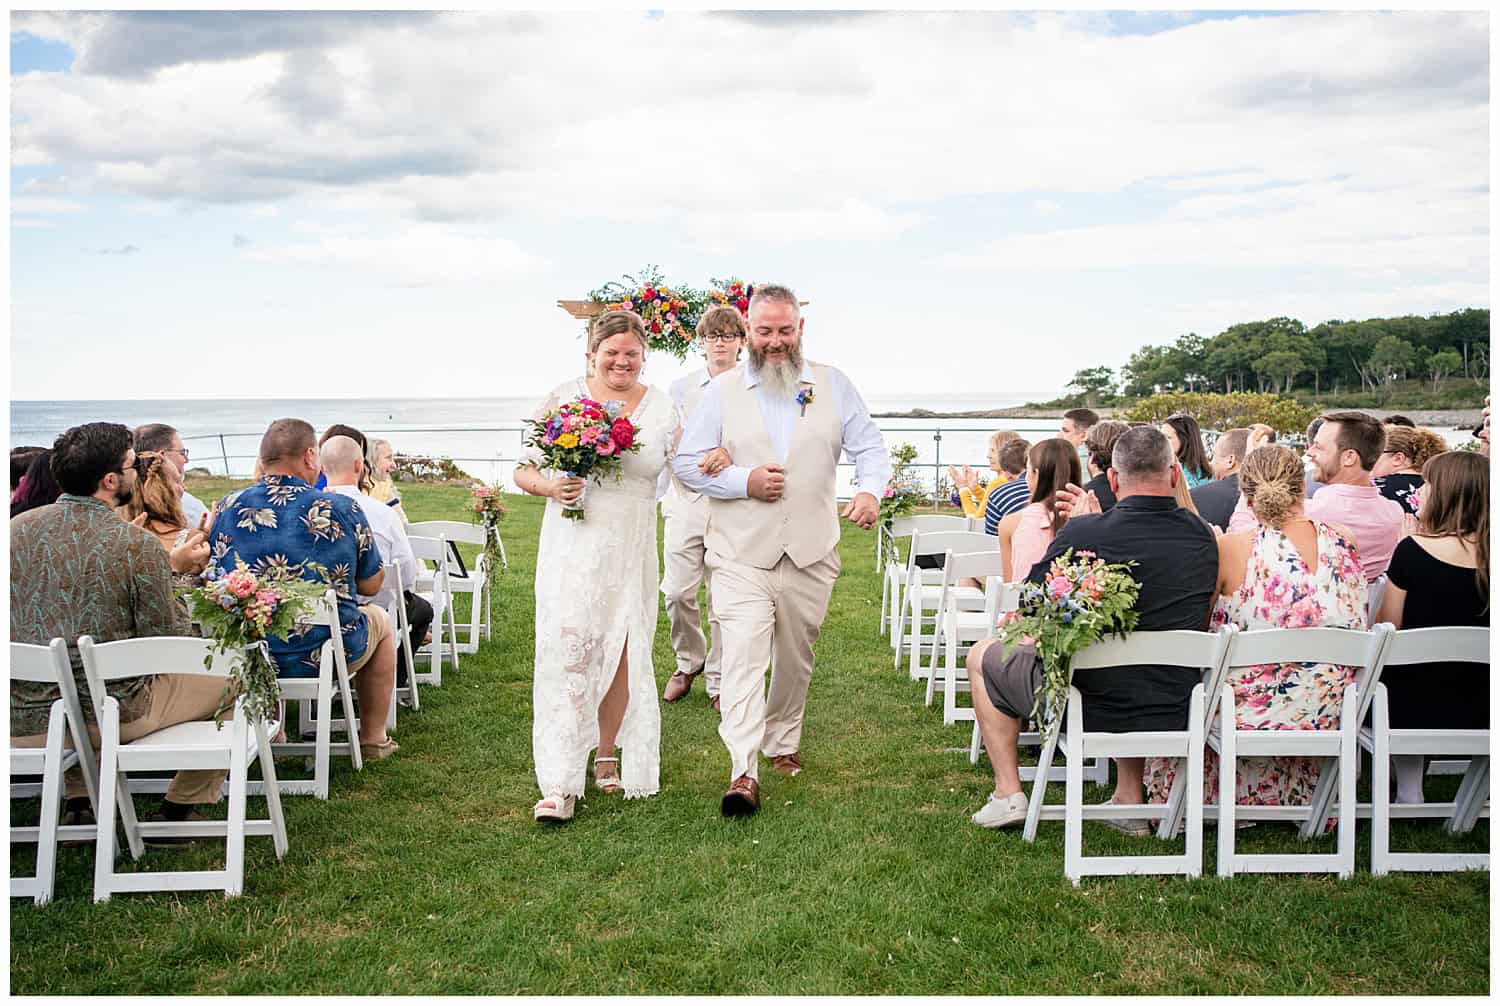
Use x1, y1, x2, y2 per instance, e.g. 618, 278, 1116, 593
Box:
524, 397, 641, 521
998, 548, 1141, 740
189, 562, 331, 726
868, 442, 925, 566
469, 484, 508, 572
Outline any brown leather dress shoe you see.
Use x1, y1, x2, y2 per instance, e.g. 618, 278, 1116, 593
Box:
721, 775, 760, 817
710, 695, 721, 713
663, 668, 700, 702
771, 752, 802, 777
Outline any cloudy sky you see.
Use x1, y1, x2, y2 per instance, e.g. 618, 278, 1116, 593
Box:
9, 9, 1490, 401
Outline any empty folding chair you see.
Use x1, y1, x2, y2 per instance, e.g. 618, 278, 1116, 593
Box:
1367, 625, 1489, 875
923, 549, 1005, 724
406, 520, 494, 653
10, 639, 99, 905
408, 534, 460, 685
1213, 625, 1389, 879
79, 635, 288, 901
385, 559, 420, 713
893, 529, 993, 681
880, 515, 970, 642
1021, 628, 1233, 885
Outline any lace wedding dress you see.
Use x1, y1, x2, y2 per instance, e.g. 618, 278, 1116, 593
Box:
523, 378, 677, 800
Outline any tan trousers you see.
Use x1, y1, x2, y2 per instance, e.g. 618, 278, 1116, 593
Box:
661, 502, 722, 697
12, 672, 232, 805
707, 548, 840, 781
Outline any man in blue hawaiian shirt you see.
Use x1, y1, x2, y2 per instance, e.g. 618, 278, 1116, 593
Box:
208, 418, 399, 758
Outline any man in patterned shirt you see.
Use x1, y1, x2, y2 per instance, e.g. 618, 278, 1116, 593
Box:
208, 418, 399, 758
11, 422, 225, 831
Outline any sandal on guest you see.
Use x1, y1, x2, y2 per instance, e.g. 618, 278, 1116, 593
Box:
534, 793, 576, 823
594, 754, 622, 795
360, 737, 401, 761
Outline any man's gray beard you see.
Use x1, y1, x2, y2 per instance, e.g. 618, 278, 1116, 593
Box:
748, 345, 804, 398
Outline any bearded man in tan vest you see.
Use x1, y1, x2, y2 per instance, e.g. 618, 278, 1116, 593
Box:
673, 284, 890, 816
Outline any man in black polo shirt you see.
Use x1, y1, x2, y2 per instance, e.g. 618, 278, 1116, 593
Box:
1190, 427, 1249, 531
965, 426, 1218, 832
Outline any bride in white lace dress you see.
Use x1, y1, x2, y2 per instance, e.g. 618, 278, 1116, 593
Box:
513, 311, 678, 822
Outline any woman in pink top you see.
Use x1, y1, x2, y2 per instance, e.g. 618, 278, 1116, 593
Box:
997, 438, 1081, 582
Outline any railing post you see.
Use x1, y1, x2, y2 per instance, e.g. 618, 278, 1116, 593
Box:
932, 428, 942, 506
219, 435, 230, 477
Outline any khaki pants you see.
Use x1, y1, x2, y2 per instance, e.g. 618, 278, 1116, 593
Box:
661, 503, 722, 697
708, 548, 840, 782
12, 672, 232, 805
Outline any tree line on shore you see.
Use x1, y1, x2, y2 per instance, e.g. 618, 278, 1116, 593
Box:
1062, 307, 1489, 406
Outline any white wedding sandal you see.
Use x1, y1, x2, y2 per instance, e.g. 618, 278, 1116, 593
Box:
533, 793, 576, 823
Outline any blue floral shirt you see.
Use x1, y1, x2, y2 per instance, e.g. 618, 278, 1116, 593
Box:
207, 474, 381, 677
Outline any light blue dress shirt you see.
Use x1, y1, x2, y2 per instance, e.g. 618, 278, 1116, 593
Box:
673, 360, 891, 501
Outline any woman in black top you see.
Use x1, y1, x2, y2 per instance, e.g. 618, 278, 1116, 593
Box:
1372, 425, 1447, 515
1374, 450, 1489, 803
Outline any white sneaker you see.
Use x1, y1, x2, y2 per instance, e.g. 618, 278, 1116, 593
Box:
1101, 797, 1152, 838
971, 791, 1029, 829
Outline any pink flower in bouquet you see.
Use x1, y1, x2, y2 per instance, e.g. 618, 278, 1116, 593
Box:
561, 416, 576, 433
225, 570, 258, 599
611, 418, 635, 450
597, 438, 617, 456
1047, 575, 1072, 600
579, 426, 598, 444
255, 589, 278, 609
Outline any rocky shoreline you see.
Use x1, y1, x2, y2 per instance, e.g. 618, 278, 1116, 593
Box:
872, 406, 1484, 428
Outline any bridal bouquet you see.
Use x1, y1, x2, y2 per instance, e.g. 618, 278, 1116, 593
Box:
998, 549, 1141, 740
524, 396, 641, 521
189, 562, 330, 726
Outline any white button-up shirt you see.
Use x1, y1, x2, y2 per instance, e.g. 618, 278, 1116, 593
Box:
673, 360, 891, 500
656, 366, 712, 502
329, 483, 418, 613
180, 489, 209, 529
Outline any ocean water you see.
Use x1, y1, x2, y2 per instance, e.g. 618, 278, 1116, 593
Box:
10, 393, 1065, 490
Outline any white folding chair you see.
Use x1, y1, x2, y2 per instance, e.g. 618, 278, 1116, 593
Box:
1368, 626, 1489, 875
923, 549, 1004, 724
1213, 626, 1389, 879
881, 515, 970, 642
384, 560, 420, 713
1022, 629, 1234, 886
79, 635, 289, 901
249, 590, 363, 800
10, 639, 99, 905
1365, 574, 1387, 625
407, 520, 494, 653
408, 534, 460, 685
893, 529, 992, 680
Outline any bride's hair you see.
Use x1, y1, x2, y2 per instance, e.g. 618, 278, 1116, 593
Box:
587, 310, 648, 376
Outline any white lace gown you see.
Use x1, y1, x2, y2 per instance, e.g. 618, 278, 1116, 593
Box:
522, 378, 676, 800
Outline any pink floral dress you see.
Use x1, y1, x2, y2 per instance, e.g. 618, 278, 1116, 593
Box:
1145, 521, 1368, 807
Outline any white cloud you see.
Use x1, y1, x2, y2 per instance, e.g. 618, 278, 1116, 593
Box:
12, 196, 85, 214
243, 224, 548, 287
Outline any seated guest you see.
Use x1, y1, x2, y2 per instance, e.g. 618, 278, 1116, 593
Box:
11, 422, 220, 837
1375, 451, 1489, 804
1304, 410, 1404, 582
1058, 408, 1098, 450
313, 423, 373, 492
965, 427, 1218, 831
1190, 428, 1250, 531
981, 437, 1032, 534
1229, 416, 1327, 534
1161, 412, 1211, 488
366, 437, 409, 523
1145, 445, 1367, 810
1247, 424, 1276, 452
1384, 414, 1416, 428
10, 450, 62, 518
321, 435, 433, 691
951, 430, 1021, 521
996, 438, 1080, 582
11, 445, 45, 496
209, 419, 399, 759
1372, 425, 1447, 515
119, 451, 210, 606
1080, 420, 1128, 512
134, 424, 208, 528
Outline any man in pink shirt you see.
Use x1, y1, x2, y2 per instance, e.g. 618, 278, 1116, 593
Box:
1302, 410, 1403, 582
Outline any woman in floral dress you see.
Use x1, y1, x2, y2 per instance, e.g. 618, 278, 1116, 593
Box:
1146, 444, 1368, 807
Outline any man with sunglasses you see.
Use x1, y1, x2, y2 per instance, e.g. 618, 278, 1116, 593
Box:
658, 304, 747, 711
134, 423, 208, 528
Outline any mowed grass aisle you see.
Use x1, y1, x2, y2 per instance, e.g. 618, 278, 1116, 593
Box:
10, 481, 1489, 994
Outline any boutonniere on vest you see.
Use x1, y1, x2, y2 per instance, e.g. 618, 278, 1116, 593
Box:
796, 387, 814, 417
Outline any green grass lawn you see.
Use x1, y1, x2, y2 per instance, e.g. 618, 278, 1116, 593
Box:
10, 480, 1489, 994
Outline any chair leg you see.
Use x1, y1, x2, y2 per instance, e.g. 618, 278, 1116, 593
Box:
255, 721, 289, 860
1371, 693, 1391, 877
1450, 757, 1490, 834
334, 664, 363, 772
1217, 689, 1237, 878
93, 708, 121, 903
1063, 694, 1085, 886
34, 709, 67, 906
225, 717, 249, 898
970, 720, 983, 765
1336, 688, 1358, 879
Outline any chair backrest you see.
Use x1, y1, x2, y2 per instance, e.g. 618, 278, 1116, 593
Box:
11, 639, 101, 808
910, 530, 994, 562
1382, 625, 1489, 666
890, 514, 969, 538
77, 635, 233, 722
1366, 574, 1387, 624
943, 549, 1005, 584
1223, 625, 1387, 672
407, 520, 486, 548
1072, 627, 1232, 673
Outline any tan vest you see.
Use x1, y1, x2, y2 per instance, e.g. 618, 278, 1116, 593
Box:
705, 362, 842, 569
